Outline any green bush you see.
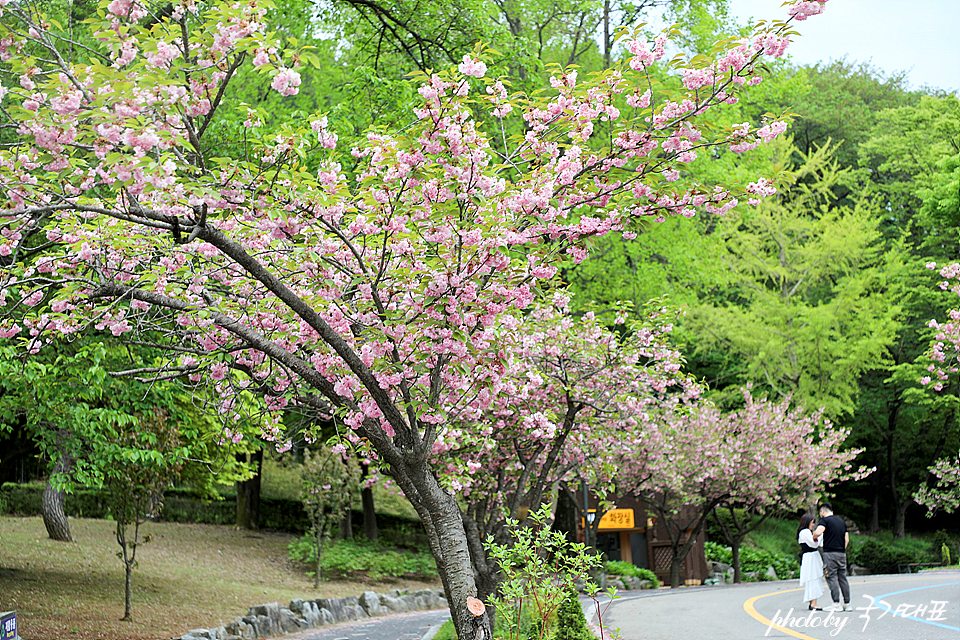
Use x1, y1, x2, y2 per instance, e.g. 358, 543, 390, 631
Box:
703, 541, 797, 580
602, 561, 659, 588
704, 541, 731, 564
288, 535, 437, 580
850, 540, 922, 574
554, 589, 593, 640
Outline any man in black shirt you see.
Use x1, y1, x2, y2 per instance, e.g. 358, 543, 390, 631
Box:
814, 503, 850, 611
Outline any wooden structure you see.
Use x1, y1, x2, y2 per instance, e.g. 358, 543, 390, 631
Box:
575, 493, 709, 586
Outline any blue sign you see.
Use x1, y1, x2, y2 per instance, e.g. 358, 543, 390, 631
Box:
0, 611, 16, 640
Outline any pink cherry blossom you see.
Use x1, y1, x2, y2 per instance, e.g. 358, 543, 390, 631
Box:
271, 67, 301, 96
457, 55, 487, 78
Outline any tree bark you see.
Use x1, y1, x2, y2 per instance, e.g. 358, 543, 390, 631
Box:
340, 507, 353, 539
41, 448, 73, 542
123, 559, 133, 621
41, 481, 72, 542
731, 536, 743, 584
236, 449, 263, 530
393, 457, 486, 640
361, 464, 378, 541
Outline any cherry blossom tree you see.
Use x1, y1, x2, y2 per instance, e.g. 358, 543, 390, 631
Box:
918, 261, 960, 515
0, 0, 828, 634
913, 453, 960, 515
614, 388, 869, 587
445, 299, 700, 601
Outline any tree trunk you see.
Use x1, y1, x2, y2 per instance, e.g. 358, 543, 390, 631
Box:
553, 486, 580, 545
123, 559, 133, 621
340, 507, 353, 539
394, 459, 486, 640
868, 489, 880, 533
602, 0, 611, 69
361, 464, 378, 541
41, 480, 72, 542
669, 554, 683, 589
893, 498, 909, 539
236, 449, 263, 529
42, 443, 75, 542
731, 536, 743, 584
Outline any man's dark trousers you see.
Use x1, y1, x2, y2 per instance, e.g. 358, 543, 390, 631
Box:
822, 551, 850, 604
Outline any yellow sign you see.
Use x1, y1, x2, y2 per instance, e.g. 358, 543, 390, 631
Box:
583, 509, 635, 530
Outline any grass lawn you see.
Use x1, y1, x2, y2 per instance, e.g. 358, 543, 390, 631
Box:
0, 516, 440, 640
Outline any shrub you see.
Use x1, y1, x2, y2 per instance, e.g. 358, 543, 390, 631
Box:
704, 541, 731, 564
703, 541, 797, 580
850, 540, 921, 574
287, 536, 437, 580
554, 589, 593, 640
602, 561, 659, 588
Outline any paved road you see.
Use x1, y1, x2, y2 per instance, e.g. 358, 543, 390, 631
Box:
272, 571, 958, 640
283, 608, 449, 640
600, 571, 960, 640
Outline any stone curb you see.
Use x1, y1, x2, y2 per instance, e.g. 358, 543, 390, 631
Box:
177, 588, 448, 640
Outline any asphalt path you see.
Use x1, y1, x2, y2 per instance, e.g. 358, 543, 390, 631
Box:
270, 572, 958, 640
283, 608, 450, 640
599, 571, 960, 640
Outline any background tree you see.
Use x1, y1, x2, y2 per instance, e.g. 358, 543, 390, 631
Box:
680, 143, 906, 415
450, 300, 698, 602
103, 408, 185, 622
615, 388, 867, 587
914, 451, 960, 515
299, 444, 361, 586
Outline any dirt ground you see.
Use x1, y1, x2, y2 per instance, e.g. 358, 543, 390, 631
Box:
0, 516, 440, 640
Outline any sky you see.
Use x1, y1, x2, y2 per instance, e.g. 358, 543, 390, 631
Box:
726, 0, 960, 93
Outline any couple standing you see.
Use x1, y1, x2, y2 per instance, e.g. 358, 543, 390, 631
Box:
798, 504, 851, 612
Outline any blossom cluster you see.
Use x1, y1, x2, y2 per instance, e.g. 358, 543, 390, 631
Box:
0, 0, 826, 466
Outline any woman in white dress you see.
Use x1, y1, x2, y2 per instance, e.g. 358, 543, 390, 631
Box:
797, 513, 826, 610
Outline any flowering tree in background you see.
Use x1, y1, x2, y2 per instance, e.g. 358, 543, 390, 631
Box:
913, 453, 960, 515
615, 388, 868, 587
0, 0, 828, 633
918, 262, 960, 514
445, 300, 699, 600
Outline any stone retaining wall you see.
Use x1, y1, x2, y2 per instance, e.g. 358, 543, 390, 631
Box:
177, 588, 448, 640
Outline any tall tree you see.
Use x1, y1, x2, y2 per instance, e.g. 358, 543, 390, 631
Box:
681, 143, 906, 415
0, 0, 822, 633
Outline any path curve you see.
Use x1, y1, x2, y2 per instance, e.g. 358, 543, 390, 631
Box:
599, 571, 959, 640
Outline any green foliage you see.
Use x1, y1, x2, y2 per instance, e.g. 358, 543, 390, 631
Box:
942, 543, 951, 567
683, 142, 907, 415
703, 541, 798, 580
287, 535, 436, 580
849, 540, 920, 574
602, 561, 659, 588
553, 589, 594, 640
484, 505, 605, 640
704, 540, 731, 564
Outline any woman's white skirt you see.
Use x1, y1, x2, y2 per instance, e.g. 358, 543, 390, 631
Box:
799, 551, 826, 602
